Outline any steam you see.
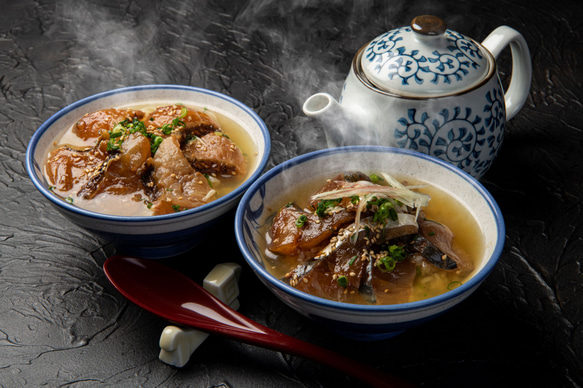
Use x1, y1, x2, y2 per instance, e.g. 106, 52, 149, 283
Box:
48, 0, 208, 102
46, 0, 450, 158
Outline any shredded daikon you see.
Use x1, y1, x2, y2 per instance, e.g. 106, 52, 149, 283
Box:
311, 177, 430, 225
312, 182, 430, 209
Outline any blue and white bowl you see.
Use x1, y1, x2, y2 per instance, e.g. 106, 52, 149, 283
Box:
235, 146, 504, 340
26, 85, 270, 259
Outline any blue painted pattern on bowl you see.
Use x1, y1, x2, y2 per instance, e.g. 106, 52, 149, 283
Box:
235, 146, 504, 340
26, 85, 270, 259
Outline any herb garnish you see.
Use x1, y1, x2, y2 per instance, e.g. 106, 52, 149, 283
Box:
369, 174, 381, 184
377, 245, 406, 272
315, 198, 342, 217
171, 204, 187, 212
159, 107, 187, 135
337, 275, 348, 288
106, 118, 148, 152
295, 214, 307, 227
150, 136, 163, 154
367, 196, 398, 223
447, 281, 463, 290
203, 173, 213, 188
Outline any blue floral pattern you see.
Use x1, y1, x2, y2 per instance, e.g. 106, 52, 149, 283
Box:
364, 27, 483, 86
394, 87, 505, 177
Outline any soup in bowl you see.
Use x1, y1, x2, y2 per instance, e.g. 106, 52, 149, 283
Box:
27, 85, 270, 259
235, 146, 504, 340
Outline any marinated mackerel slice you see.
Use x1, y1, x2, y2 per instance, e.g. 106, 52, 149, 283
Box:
145, 105, 220, 141
268, 172, 374, 255
418, 216, 474, 275
45, 140, 110, 192
150, 136, 214, 215
287, 224, 417, 304
183, 133, 247, 177
267, 204, 355, 256
77, 132, 152, 199
74, 108, 145, 141
287, 227, 371, 302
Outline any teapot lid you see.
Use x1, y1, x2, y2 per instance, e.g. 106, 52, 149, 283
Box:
360, 15, 491, 97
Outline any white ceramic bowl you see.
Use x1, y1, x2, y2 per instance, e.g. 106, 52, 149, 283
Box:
26, 85, 270, 259
235, 146, 504, 340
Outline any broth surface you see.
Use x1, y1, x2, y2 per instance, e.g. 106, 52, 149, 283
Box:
43, 103, 256, 216
262, 172, 483, 304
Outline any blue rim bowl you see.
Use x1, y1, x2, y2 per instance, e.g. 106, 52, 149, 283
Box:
235, 146, 504, 340
26, 84, 271, 259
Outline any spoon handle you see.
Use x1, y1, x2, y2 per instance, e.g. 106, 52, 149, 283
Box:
104, 256, 415, 388
174, 289, 412, 388
242, 324, 414, 388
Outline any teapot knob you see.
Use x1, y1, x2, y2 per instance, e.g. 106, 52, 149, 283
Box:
411, 15, 446, 36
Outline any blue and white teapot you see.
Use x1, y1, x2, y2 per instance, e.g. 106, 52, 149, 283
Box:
303, 15, 531, 178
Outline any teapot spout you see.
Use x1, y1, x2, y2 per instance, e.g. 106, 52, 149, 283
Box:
302, 93, 340, 117
303, 93, 346, 148
303, 92, 381, 148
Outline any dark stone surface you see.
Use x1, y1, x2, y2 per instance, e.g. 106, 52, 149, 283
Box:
1, 0, 582, 386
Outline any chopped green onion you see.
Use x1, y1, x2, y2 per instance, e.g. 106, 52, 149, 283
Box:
315, 198, 341, 218
348, 256, 357, 266
368, 197, 398, 223
65, 197, 74, 204
447, 281, 463, 290
369, 174, 381, 184
337, 275, 348, 288
295, 214, 307, 227
350, 195, 360, 204
151, 136, 163, 154
171, 204, 181, 212
203, 173, 213, 188
109, 129, 123, 138
379, 257, 397, 271
377, 245, 407, 272
160, 123, 174, 135
106, 140, 121, 151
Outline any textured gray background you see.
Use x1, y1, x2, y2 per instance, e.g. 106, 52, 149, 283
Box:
1, 0, 582, 387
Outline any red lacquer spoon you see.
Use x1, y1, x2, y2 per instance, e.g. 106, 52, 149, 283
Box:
103, 255, 416, 388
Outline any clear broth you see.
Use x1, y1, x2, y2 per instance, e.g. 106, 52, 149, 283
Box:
44, 103, 257, 216
261, 173, 484, 304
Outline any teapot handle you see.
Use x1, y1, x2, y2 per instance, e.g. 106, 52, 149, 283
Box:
482, 26, 532, 121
